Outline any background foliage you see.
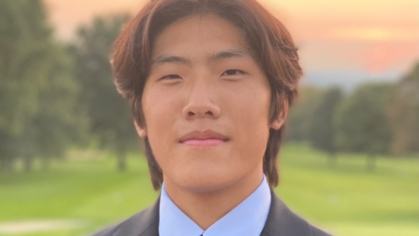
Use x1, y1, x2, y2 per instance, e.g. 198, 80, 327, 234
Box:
0, 1, 417, 236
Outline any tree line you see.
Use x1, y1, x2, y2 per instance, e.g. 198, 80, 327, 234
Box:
0, 0, 417, 172
0, 0, 136, 172
286, 64, 419, 169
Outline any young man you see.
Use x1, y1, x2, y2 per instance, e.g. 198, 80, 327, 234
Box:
94, 0, 331, 235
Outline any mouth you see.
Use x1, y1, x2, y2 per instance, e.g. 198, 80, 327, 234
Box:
179, 130, 229, 147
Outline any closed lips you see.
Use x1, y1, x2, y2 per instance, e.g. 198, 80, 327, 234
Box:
179, 130, 229, 143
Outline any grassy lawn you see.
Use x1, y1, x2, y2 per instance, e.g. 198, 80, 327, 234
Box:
0, 144, 417, 235
276, 144, 418, 235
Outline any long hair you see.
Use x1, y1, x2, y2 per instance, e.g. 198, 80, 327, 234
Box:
111, 0, 302, 190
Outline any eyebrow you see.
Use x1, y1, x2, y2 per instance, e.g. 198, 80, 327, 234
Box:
151, 48, 252, 66
209, 48, 252, 62
152, 55, 190, 66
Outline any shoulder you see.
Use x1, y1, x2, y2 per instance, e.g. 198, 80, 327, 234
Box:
91, 199, 160, 236
309, 224, 332, 236
284, 209, 332, 236
262, 189, 332, 236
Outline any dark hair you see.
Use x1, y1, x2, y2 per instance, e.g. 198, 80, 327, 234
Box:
111, 0, 302, 190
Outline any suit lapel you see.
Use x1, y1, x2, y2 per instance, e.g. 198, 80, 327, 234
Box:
127, 189, 312, 236
111, 198, 160, 236
260, 189, 312, 236
137, 198, 160, 236
136, 199, 159, 236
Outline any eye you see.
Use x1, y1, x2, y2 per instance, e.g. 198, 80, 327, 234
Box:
161, 74, 181, 80
221, 69, 245, 76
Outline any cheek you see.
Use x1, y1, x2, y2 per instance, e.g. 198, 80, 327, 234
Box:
141, 87, 180, 153
224, 83, 271, 129
142, 84, 181, 124
223, 85, 271, 157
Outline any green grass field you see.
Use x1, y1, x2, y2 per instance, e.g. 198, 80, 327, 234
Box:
0, 144, 417, 236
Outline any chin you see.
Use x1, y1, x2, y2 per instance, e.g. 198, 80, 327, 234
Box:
174, 168, 238, 193
181, 180, 233, 194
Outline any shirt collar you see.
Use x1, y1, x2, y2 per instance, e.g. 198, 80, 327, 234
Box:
159, 176, 271, 236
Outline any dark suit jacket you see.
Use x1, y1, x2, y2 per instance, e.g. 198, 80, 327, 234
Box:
92, 189, 331, 236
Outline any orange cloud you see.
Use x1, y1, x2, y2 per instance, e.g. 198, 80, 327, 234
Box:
330, 27, 419, 42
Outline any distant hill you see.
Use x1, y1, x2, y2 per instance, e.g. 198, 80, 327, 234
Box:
301, 70, 401, 92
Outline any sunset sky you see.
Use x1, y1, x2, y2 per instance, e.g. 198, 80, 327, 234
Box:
44, 0, 419, 87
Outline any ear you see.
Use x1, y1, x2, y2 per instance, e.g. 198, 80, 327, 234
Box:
270, 100, 289, 130
133, 119, 147, 138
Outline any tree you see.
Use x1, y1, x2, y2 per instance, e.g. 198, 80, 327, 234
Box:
0, 0, 85, 171
286, 87, 325, 142
308, 87, 343, 165
388, 63, 419, 155
0, 0, 52, 170
69, 14, 138, 171
28, 45, 87, 170
335, 83, 393, 170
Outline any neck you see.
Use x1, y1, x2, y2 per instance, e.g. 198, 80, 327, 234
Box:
163, 166, 264, 230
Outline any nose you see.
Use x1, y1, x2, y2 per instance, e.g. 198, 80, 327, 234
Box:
182, 78, 221, 120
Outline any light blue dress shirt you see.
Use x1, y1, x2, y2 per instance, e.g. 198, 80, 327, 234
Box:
159, 176, 271, 236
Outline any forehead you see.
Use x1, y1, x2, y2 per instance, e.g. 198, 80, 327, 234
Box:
151, 14, 252, 61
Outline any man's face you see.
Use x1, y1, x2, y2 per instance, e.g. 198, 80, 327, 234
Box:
138, 15, 282, 192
